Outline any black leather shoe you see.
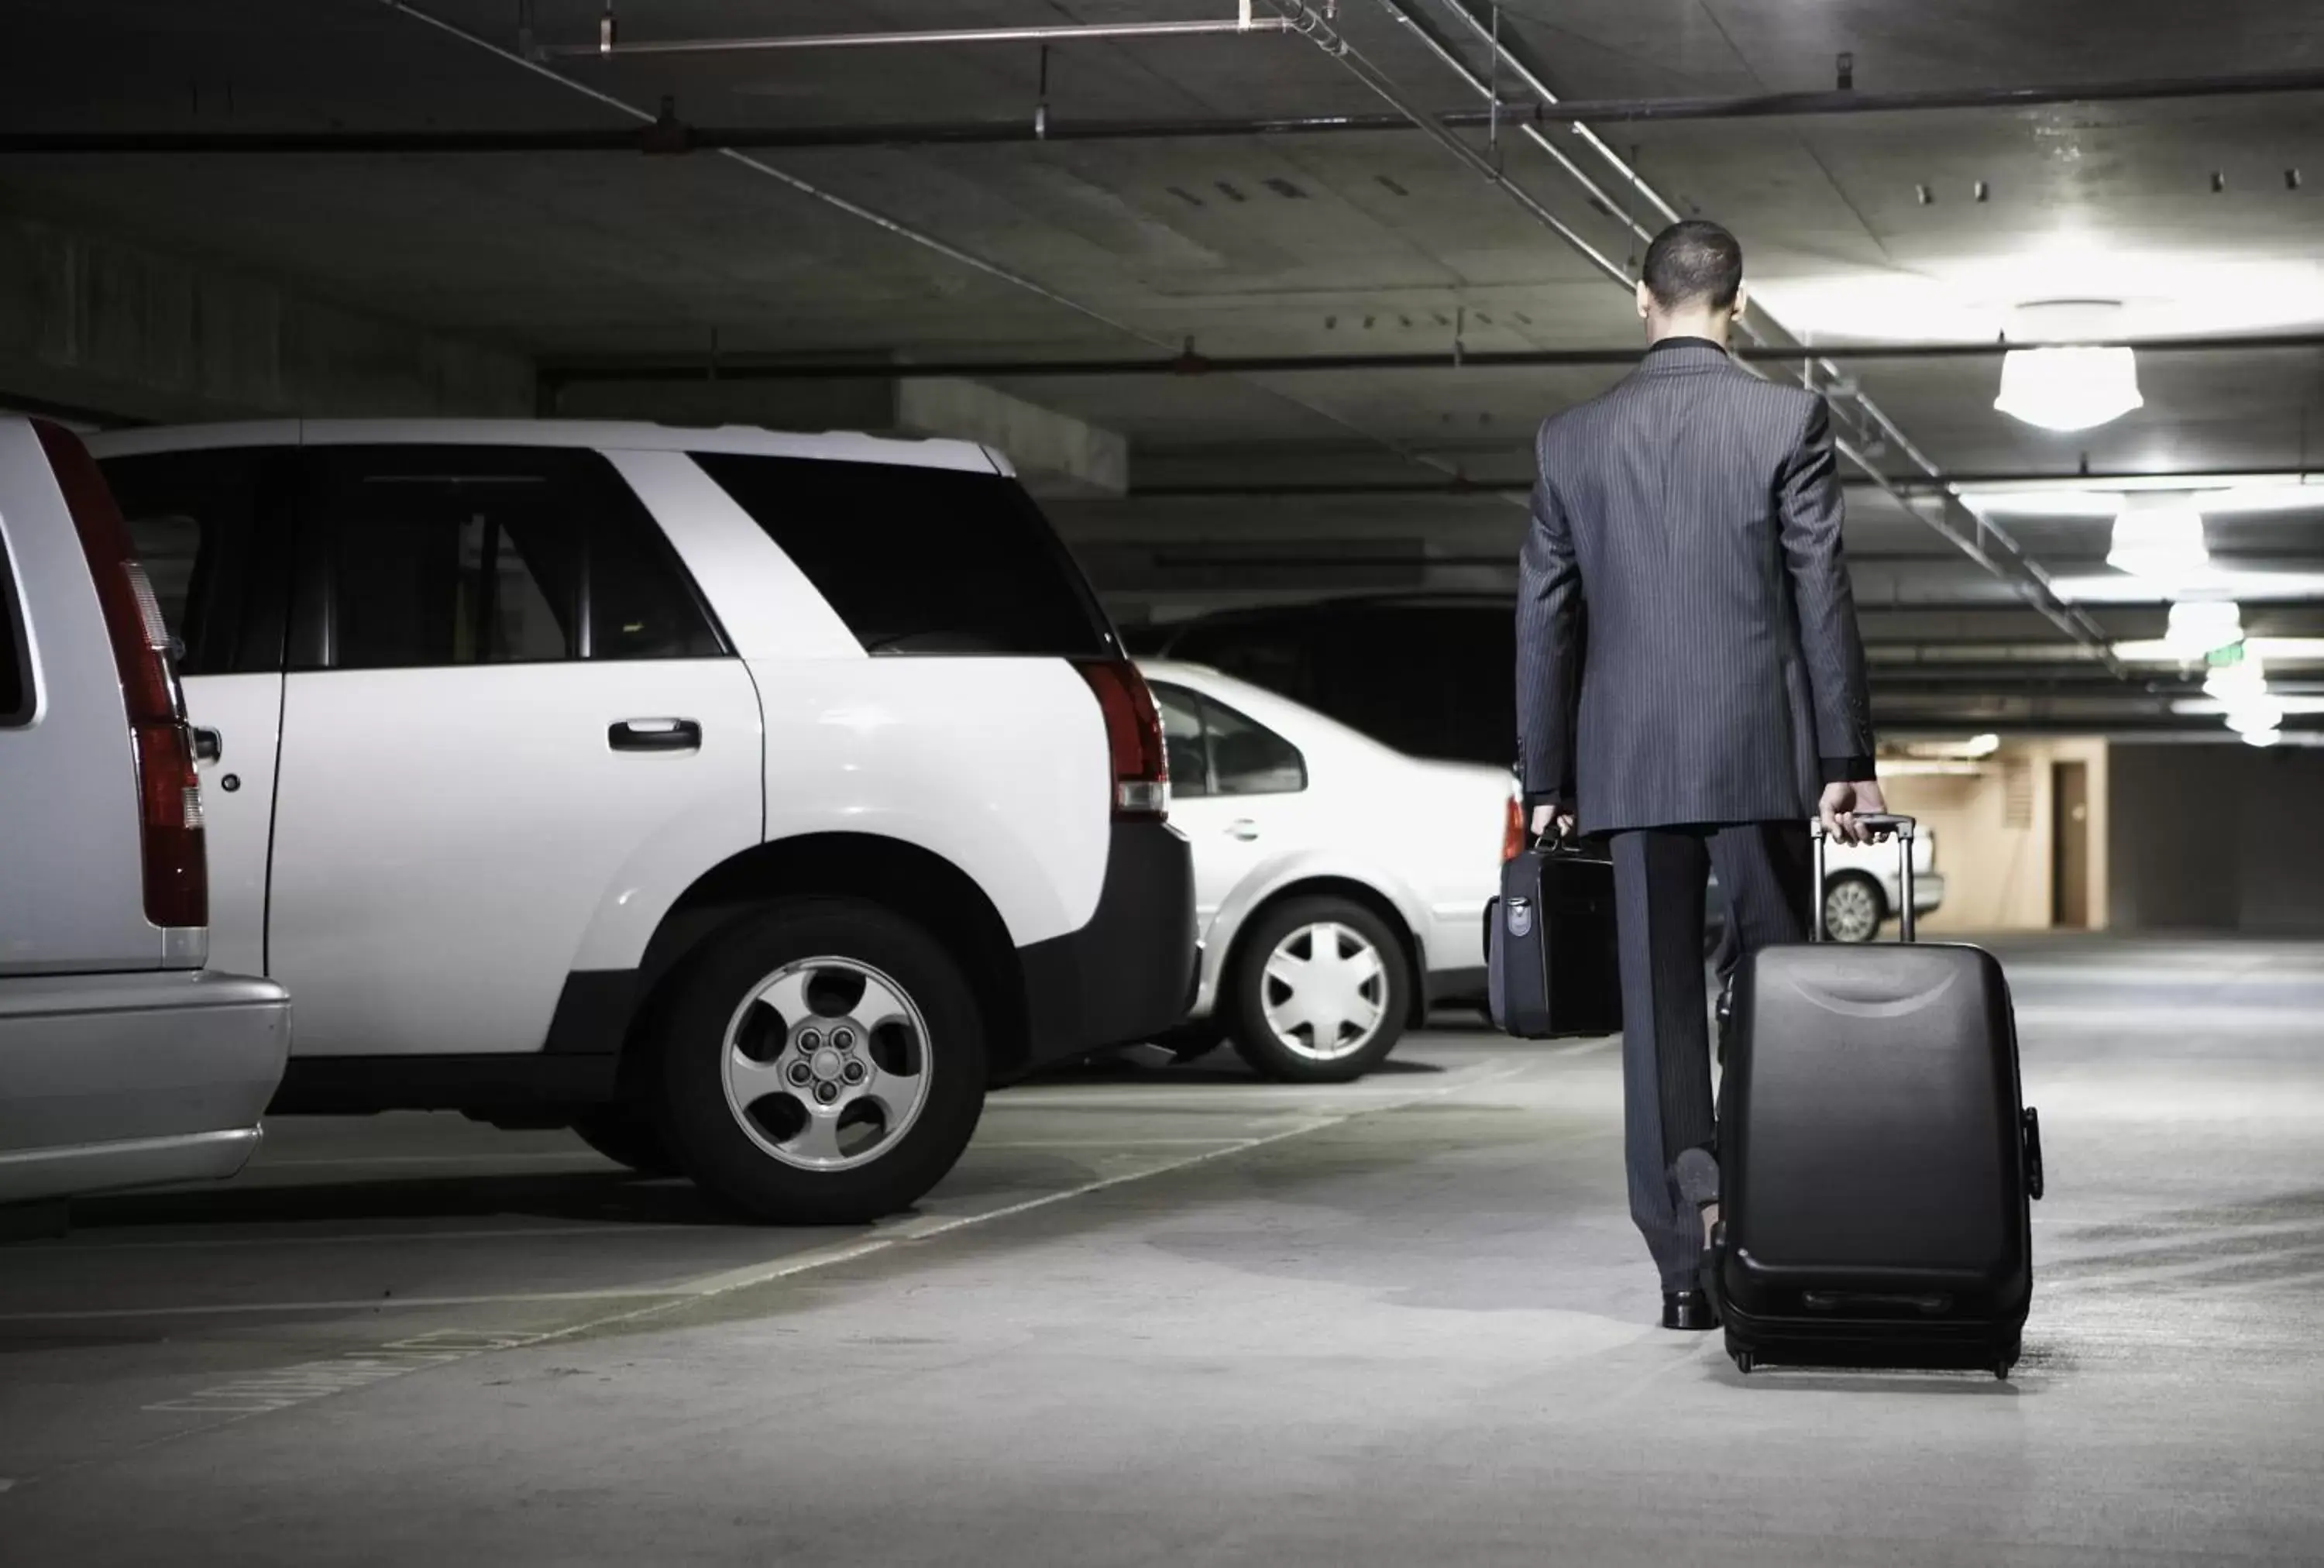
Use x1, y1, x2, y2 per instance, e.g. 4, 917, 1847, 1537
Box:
1662, 1290, 1721, 1331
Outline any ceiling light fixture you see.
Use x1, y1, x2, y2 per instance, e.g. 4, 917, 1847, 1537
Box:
2243, 728, 2284, 748
2163, 600, 2243, 660
1992, 301, 2144, 432
2203, 652, 2267, 702
2115, 636, 2324, 663
2107, 499, 2209, 580
1995, 346, 2144, 431
2225, 700, 2286, 735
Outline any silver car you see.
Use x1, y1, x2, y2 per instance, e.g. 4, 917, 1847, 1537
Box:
0, 418, 288, 1212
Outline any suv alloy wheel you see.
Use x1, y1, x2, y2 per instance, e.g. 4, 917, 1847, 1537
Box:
655, 898, 987, 1223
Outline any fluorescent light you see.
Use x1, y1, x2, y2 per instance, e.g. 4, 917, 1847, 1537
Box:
2226, 701, 2285, 734
2203, 654, 2267, 700
2243, 728, 2284, 747
1995, 346, 2144, 432
1876, 759, 1989, 776
2107, 500, 2208, 579
2164, 601, 2243, 659
2172, 696, 2324, 715
2118, 636, 2324, 662
1963, 732, 2002, 758
1960, 479, 2324, 518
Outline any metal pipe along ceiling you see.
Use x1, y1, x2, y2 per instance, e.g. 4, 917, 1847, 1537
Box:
538, 12, 1301, 59
533, 334, 2324, 387
17, 71, 2324, 156
1335, 0, 2126, 679
377, 1, 1483, 497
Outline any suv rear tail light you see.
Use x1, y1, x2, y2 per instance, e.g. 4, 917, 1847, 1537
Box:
1075, 658, 1169, 820
1501, 793, 1525, 862
37, 421, 208, 932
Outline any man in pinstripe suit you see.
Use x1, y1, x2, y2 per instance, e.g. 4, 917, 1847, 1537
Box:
1515, 219, 1885, 1330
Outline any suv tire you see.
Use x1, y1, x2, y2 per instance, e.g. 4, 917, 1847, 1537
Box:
569, 1106, 679, 1178
655, 899, 987, 1224
1226, 896, 1408, 1084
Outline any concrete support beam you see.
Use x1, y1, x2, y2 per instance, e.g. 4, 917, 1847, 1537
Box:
893, 379, 1125, 497
0, 215, 532, 423
555, 374, 1126, 497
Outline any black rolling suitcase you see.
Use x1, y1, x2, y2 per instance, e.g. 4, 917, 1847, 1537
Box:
1715, 814, 2044, 1378
1485, 834, 1621, 1040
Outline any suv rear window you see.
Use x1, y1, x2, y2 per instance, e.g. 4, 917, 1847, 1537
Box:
0, 528, 29, 725
691, 452, 1113, 656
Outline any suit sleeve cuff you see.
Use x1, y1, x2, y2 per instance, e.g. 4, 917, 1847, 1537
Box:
1522, 789, 1572, 812
1820, 755, 1876, 786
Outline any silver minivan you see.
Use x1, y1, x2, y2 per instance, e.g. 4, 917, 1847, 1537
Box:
0, 417, 288, 1209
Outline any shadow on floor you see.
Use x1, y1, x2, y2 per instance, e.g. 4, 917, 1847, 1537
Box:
64, 1168, 745, 1234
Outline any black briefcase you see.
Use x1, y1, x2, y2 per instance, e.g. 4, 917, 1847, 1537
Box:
1484, 835, 1622, 1039
1715, 814, 2044, 1379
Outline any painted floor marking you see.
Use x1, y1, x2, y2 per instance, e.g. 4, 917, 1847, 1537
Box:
144, 1329, 540, 1414
8, 1058, 1538, 1491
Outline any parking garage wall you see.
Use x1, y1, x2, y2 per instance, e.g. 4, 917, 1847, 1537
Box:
0, 215, 533, 423
2109, 744, 2324, 934
1880, 738, 2109, 934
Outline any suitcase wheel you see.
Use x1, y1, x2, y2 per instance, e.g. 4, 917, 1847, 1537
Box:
1994, 1359, 2014, 1381
1733, 1351, 1755, 1376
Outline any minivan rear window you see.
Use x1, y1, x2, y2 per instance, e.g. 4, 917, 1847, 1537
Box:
691, 452, 1114, 657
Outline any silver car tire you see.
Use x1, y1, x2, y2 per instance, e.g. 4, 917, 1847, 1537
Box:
1821, 873, 1887, 944
1226, 896, 1408, 1084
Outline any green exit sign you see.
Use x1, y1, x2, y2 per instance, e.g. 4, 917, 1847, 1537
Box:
2207, 641, 2247, 666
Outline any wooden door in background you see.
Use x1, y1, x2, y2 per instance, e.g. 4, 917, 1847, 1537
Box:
2053, 761, 2091, 929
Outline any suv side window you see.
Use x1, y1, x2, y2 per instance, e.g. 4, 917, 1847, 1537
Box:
1151, 683, 1211, 799
99, 448, 288, 675
0, 528, 29, 726
690, 452, 1113, 656
299, 446, 722, 670
1199, 693, 1306, 796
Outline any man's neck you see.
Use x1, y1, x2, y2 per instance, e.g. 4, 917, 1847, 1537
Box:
1645, 317, 1731, 350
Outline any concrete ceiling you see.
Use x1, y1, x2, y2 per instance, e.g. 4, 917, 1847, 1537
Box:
4, 0, 2324, 735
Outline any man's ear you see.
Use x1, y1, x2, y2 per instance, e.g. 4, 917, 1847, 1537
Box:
1635, 279, 1654, 321
1731, 281, 1751, 323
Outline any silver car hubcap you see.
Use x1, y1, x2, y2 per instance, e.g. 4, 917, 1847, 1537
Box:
722, 957, 930, 1171
1824, 879, 1882, 944
1260, 922, 1388, 1061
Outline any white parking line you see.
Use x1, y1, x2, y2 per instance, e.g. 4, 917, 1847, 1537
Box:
253, 1152, 612, 1170
5, 1059, 1541, 1494
144, 1329, 539, 1414
0, 1059, 1532, 1328
9, 1222, 710, 1255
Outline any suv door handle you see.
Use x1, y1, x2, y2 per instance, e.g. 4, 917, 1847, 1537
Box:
1227, 819, 1261, 841
608, 718, 702, 752
191, 727, 222, 763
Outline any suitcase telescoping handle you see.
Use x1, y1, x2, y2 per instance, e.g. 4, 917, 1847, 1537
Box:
1811, 813, 1917, 943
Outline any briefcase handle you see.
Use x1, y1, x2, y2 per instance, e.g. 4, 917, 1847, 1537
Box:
1810, 813, 1917, 943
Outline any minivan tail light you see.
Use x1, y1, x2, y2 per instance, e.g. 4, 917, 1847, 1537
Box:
36, 421, 208, 932
1075, 658, 1169, 820
1501, 793, 1525, 862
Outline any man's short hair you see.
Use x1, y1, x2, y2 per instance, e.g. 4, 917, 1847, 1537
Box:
1641, 220, 1743, 311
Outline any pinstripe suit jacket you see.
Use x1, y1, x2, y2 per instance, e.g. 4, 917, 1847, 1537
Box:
1516, 338, 1875, 835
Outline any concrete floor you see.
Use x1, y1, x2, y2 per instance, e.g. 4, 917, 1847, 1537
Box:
4, 935, 2323, 1565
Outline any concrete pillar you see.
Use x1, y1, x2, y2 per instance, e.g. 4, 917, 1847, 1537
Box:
0, 215, 532, 424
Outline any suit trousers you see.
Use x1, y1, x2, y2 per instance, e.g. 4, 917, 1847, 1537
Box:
1609, 821, 1813, 1290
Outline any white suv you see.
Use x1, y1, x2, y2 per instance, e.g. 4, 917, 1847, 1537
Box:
88, 421, 1195, 1223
